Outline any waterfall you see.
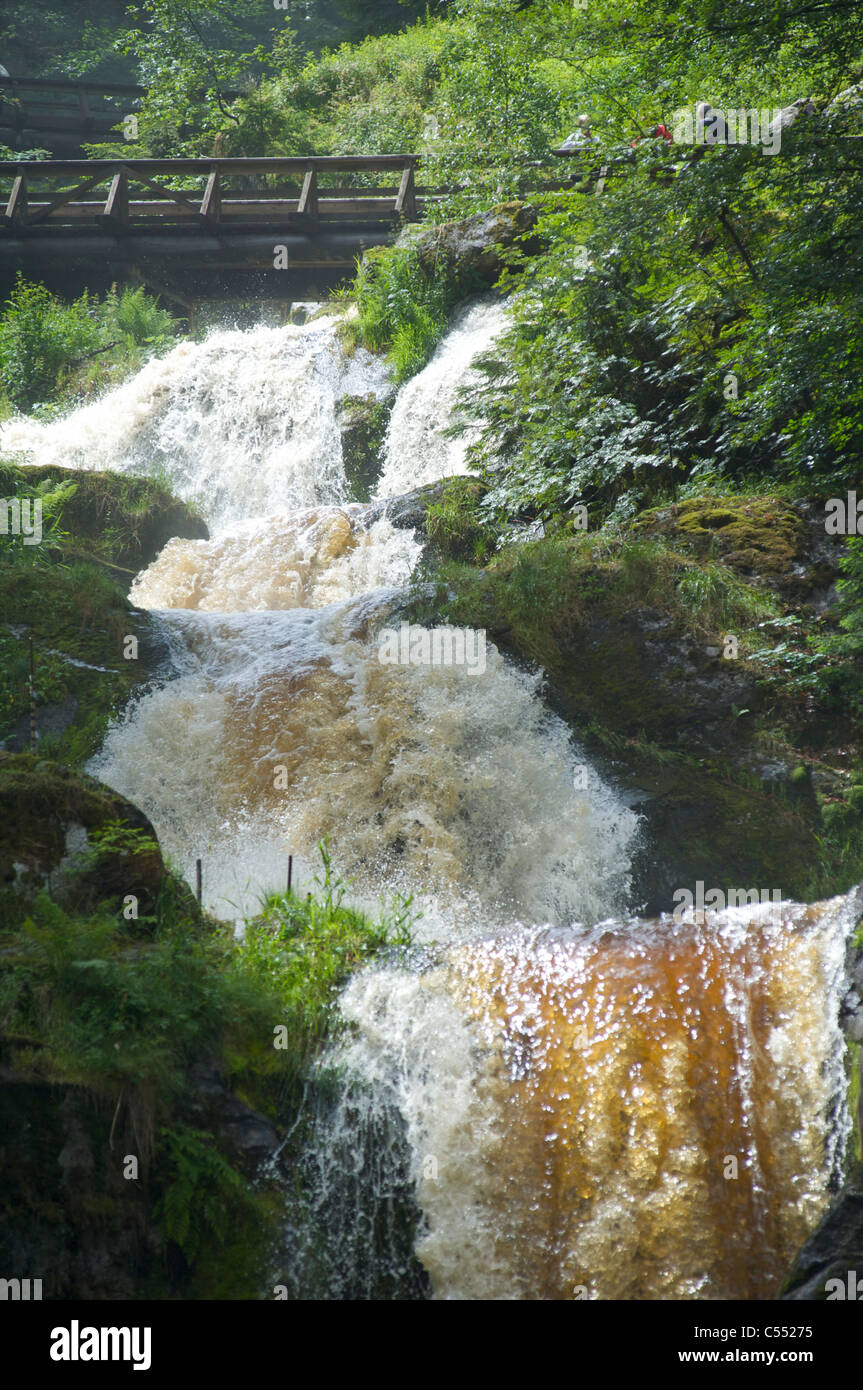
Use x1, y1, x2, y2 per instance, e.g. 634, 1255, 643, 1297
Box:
0, 314, 391, 529
376, 298, 507, 497
5, 301, 854, 1299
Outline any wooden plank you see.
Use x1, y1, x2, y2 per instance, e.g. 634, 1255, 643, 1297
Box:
199, 169, 222, 228
297, 167, 318, 217
25, 171, 108, 225
0, 156, 422, 178
96, 169, 129, 231
15, 196, 403, 223
394, 163, 417, 218
123, 166, 206, 214
0, 77, 145, 97
3, 175, 27, 227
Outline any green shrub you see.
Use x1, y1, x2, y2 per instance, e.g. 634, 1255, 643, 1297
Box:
817, 538, 863, 714
0, 279, 105, 410
235, 840, 415, 1093
340, 241, 464, 380
0, 278, 177, 413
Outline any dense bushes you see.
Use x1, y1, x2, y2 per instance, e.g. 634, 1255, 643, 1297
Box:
0, 826, 414, 1295
340, 240, 466, 379
0, 279, 177, 414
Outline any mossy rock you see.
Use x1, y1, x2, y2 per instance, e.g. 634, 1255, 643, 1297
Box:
422, 477, 496, 563
406, 530, 854, 909
0, 564, 165, 765
408, 201, 541, 286
0, 1080, 162, 1298
0, 753, 186, 930
338, 393, 392, 502
632, 495, 836, 599
0, 464, 198, 764
626, 759, 824, 914
18, 463, 208, 571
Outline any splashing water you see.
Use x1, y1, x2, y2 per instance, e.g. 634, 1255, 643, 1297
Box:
375, 299, 508, 497
326, 901, 853, 1300
16, 302, 852, 1299
0, 314, 390, 528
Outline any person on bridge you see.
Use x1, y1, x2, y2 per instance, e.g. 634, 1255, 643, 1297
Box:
559, 114, 593, 152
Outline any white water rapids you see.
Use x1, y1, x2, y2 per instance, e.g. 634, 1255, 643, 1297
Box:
3, 297, 855, 1299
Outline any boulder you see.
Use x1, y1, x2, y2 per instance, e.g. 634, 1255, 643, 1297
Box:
402, 201, 541, 287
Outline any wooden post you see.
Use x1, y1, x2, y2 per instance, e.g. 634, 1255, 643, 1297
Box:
199, 168, 222, 228
3, 174, 28, 227
287, 855, 293, 894
395, 162, 417, 219
297, 165, 318, 217
28, 637, 37, 754
195, 858, 202, 905
97, 168, 129, 231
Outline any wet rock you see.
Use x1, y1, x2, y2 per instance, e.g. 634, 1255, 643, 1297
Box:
370, 479, 453, 532
782, 1167, 863, 1300
632, 495, 844, 604
19, 463, 208, 570
400, 201, 541, 287
181, 1061, 281, 1173
338, 393, 393, 501
0, 753, 188, 929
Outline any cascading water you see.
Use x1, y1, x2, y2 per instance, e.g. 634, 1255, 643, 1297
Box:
375, 298, 508, 497
1, 313, 390, 528
5, 300, 854, 1299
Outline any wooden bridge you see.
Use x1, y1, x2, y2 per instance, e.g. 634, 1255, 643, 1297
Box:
0, 77, 144, 158
0, 156, 426, 306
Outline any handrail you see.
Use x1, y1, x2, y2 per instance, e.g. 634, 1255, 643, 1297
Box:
0, 157, 420, 176
0, 157, 423, 231
0, 77, 145, 98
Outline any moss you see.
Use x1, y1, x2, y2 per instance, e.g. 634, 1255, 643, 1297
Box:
1, 461, 207, 572
338, 394, 391, 501
0, 840, 421, 1299
0, 563, 157, 766
423, 477, 497, 564
632, 494, 828, 597
407, 527, 860, 907
409, 532, 768, 743
0, 463, 204, 765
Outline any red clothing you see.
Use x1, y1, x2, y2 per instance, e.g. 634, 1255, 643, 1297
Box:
631, 124, 674, 148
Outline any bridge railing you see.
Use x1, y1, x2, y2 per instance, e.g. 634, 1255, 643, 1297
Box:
0, 78, 144, 149
0, 157, 423, 231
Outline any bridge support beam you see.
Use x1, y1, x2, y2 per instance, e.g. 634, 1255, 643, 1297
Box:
3, 175, 27, 227
97, 169, 129, 232
298, 167, 319, 217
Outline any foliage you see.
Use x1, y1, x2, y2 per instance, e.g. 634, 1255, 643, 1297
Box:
339, 240, 464, 379
817, 539, 863, 714
426, 0, 571, 214
235, 840, 415, 1094
411, 524, 774, 655
0, 892, 270, 1097
0, 278, 176, 414
423, 478, 498, 562
152, 1124, 261, 1264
